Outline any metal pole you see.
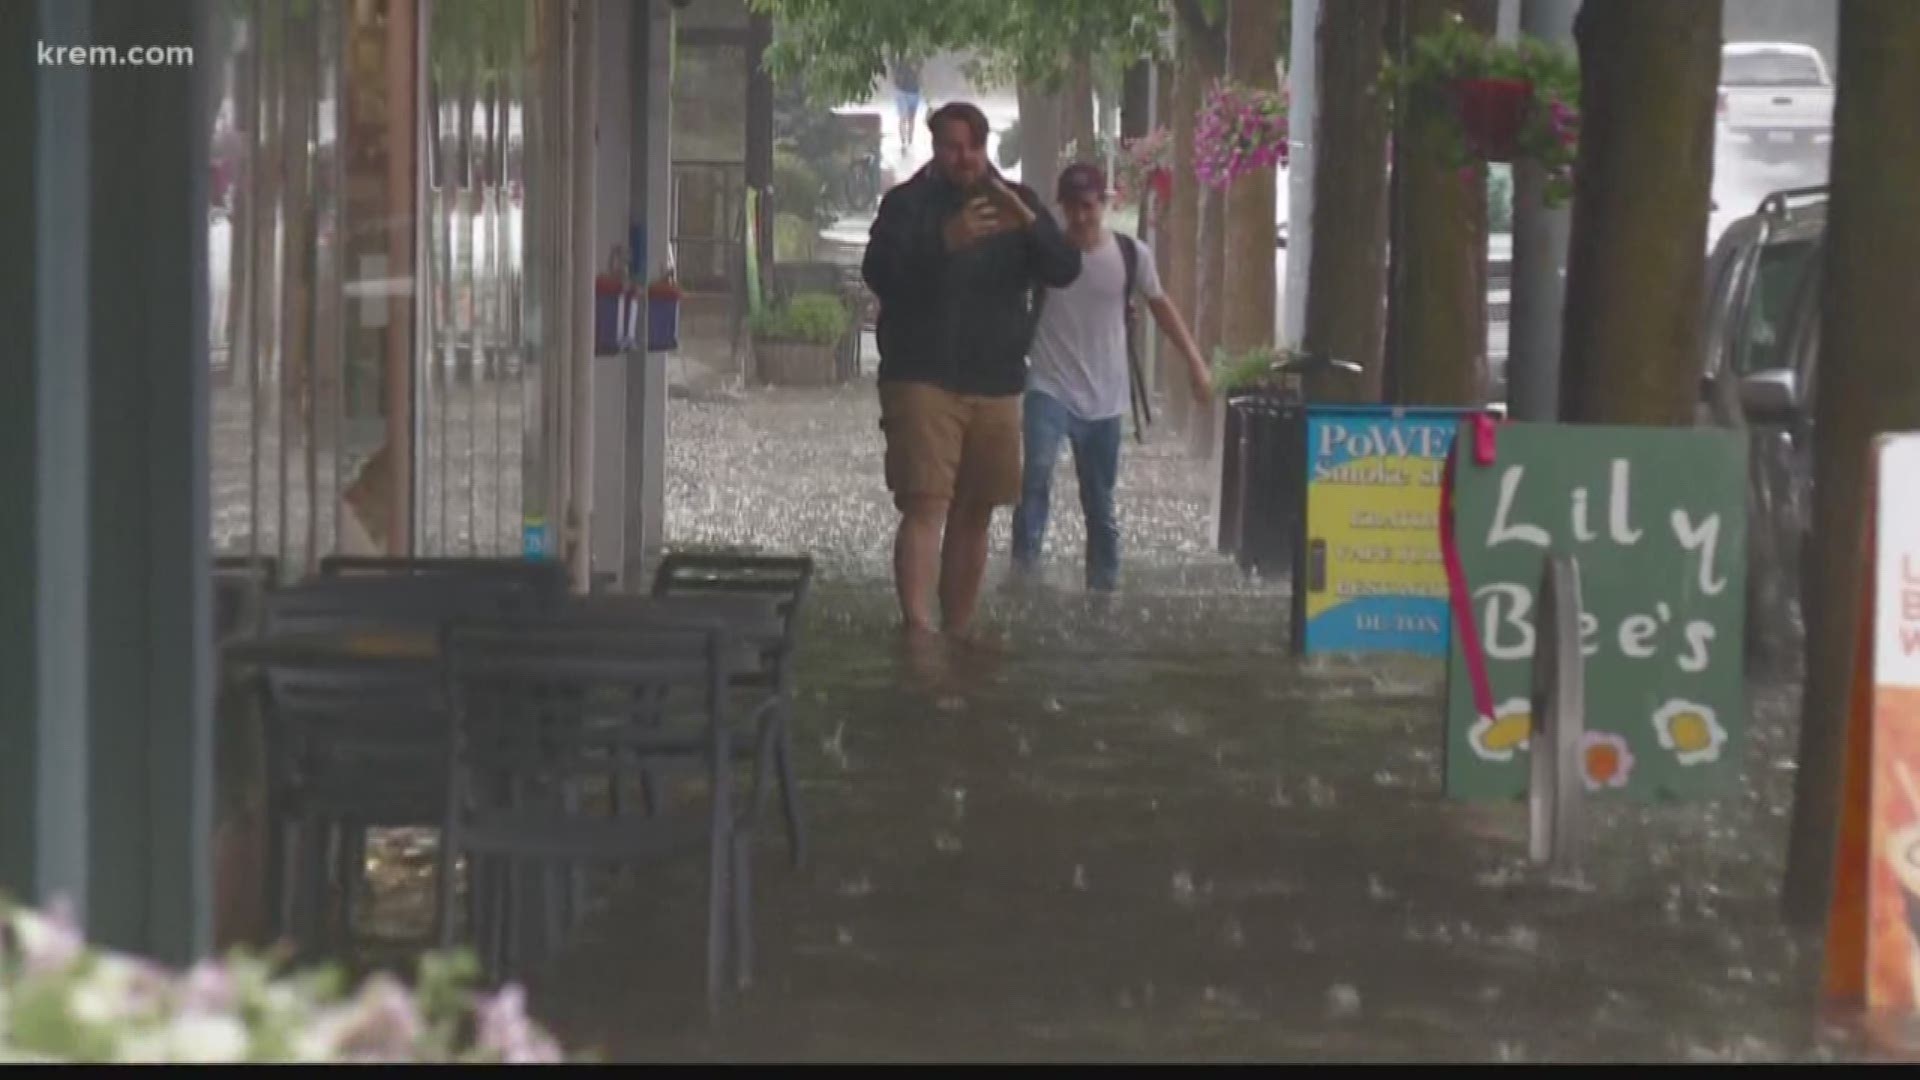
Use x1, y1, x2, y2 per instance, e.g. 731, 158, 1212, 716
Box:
1506, 0, 1578, 421
1281, 0, 1318, 348
569, 0, 596, 593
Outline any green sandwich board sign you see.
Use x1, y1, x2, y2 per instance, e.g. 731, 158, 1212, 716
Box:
1443, 423, 1748, 802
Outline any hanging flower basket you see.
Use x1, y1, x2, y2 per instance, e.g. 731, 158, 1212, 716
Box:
1115, 128, 1174, 210
1451, 76, 1532, 162
1386, 16, 1582, 207
1193, 80, 1290, 191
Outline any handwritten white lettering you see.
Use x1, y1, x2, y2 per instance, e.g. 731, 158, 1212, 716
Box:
1671, 511, 1728, 596
1680, 621, 1715, 672
1571, 488, 1597, 542
1619, 615, 1660, 659
1608, 459, 1644, 545
1478, 583, 1537, 660
1488, 467, 1551, 549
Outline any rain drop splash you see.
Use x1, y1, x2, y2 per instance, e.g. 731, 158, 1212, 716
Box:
1326, 983, 1362, 1020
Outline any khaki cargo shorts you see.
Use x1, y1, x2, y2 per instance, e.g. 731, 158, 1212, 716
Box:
878, 380, 1022, 512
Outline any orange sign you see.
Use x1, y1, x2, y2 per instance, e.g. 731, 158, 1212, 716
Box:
1828, 434, 1920, 1049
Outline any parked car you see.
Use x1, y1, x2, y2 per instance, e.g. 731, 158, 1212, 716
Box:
1717, 42, 1834, 167
1698, 183, 1825, 663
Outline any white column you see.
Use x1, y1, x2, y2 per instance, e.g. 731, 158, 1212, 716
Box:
1281, 0, 1319, 347
624, 0, 674, 575
591, 0, 633, 586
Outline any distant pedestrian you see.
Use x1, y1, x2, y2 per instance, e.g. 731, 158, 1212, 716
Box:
891, 55, 924, 153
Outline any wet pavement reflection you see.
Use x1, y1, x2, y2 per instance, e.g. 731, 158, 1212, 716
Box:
510, 381, 1847, 1062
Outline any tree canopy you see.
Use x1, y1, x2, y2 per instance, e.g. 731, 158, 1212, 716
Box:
747, 0, 1169, 105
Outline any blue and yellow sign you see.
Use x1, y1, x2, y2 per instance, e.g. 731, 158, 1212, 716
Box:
1296, 407, 1468, 656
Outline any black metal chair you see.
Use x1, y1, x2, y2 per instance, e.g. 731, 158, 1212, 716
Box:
258, 655, 449, 957
651, 553, 813, 867
441, 615, 752, 1013
317, 555, 570, 608
253, 575, 541, 952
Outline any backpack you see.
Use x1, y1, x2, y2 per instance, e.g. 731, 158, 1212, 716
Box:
1029, 232, 1153, 443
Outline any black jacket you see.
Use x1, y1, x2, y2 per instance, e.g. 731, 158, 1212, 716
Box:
861, 166, 1082, 397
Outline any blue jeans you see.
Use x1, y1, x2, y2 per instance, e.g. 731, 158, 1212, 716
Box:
1011, 390, 1122, 591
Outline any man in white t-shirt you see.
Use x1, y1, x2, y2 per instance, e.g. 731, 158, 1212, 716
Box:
1011, 163, 1214, 592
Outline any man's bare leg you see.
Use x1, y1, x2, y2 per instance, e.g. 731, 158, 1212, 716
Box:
894, 495, 947, 633
938, 498, 997, 635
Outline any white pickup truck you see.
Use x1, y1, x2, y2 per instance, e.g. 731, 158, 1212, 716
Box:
1717, 42, 1834, 165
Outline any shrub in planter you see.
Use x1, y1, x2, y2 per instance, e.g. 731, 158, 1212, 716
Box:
750, 293, 850, 386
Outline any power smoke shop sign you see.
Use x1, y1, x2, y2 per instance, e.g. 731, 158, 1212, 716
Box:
1443, 423, 1748, 801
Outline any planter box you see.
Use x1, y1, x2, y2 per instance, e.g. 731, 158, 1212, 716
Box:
754, 337, 845, 387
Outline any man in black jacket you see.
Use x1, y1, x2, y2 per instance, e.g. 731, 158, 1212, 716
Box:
862, 101, 1082, 639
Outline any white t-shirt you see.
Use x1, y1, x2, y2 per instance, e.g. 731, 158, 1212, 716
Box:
1027, 231, 1164, 421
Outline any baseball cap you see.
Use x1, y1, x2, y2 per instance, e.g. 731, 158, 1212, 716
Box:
1056, 162, 1108, 204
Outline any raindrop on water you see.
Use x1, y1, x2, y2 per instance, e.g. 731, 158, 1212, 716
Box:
1043, 696, 1065, 715
938, 696, 967, 713
1171, 870, 1197, 906
1326, 983, 1362, 1020
837, 874, 874, 899
835, 926, 853, 946
934, 831, 963, 853
1368, 874, 1396, 902
1072, 864, 1089, 891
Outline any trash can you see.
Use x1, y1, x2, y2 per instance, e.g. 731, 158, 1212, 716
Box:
1217, 397, 1247, 554
1232, 391, 1309, 577
1220, 352, 1366, 575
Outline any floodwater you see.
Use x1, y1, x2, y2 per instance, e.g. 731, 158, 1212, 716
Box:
479, 380, 1856, 1062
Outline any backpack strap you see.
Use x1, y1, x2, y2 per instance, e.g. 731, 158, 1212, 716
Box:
1117, 233, 1151, 442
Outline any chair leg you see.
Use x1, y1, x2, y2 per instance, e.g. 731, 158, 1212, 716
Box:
775, 711, 807, 869
706, 825, 729, 1019
266, 813, 294, 944
302, 820, 333, 959
337, 821, 365, 947
434, 829, 461, 950
732, 830, 754, 991
639, 764, 660, 818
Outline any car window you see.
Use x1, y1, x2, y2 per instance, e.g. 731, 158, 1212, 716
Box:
1736, 239, 1819, 376
1722, 52, 1827, 87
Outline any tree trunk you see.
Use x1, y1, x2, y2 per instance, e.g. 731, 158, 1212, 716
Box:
1161, 23, 1207, 425
1191, 17, 1230, 457
1017, 77, 1064, 219
1782, 0, 1920, 928
1065, 55, 1098, 164
1223, 0, 1282, 357
1559, 0, 1722, 424
1302, 0, 1391, 402
1388, 0, 1493, 408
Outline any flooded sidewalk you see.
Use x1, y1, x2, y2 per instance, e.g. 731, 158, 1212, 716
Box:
519, 380, 1843, 1062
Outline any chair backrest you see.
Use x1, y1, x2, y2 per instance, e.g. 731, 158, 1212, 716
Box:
260, 655, 448, 795
444, 616, 735, 797
261, 575, 538, 638
651, 553, 813, 645
318, 556, 570, 605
